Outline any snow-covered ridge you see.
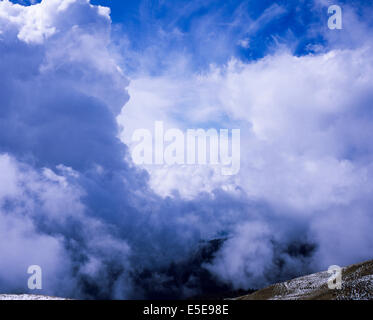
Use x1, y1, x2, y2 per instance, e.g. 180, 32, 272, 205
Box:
0, 294, 68, 300
235, 259, 373, 300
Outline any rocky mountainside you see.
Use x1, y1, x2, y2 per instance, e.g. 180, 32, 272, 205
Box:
235, 259, 373, 300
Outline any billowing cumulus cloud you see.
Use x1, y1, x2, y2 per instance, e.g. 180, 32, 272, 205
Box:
1, 0, 373, 299
0, 0, 145, 298
118, 1, 373, 292
0, 0, 259, 298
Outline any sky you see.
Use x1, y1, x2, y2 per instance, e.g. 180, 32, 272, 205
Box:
0, 0, 373, 299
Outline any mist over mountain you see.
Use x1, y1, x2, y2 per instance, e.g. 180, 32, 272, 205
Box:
0, 0, 373, 299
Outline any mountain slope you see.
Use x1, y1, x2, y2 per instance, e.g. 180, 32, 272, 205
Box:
235, 259, 373, 300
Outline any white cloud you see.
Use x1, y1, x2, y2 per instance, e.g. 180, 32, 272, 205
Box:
119, 43, 373, 277
0, 0, 135, 298
0, 154, 73, 295
206, 221, 274, 289
120, 47, 373, 208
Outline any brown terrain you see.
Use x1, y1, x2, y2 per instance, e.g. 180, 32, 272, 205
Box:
235, 259, 373, 300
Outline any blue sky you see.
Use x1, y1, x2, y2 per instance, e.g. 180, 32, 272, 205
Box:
89, 0, 350, 67
91, 0, 321, 70
13, 0, 372, 66
1, 0, 373, 299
